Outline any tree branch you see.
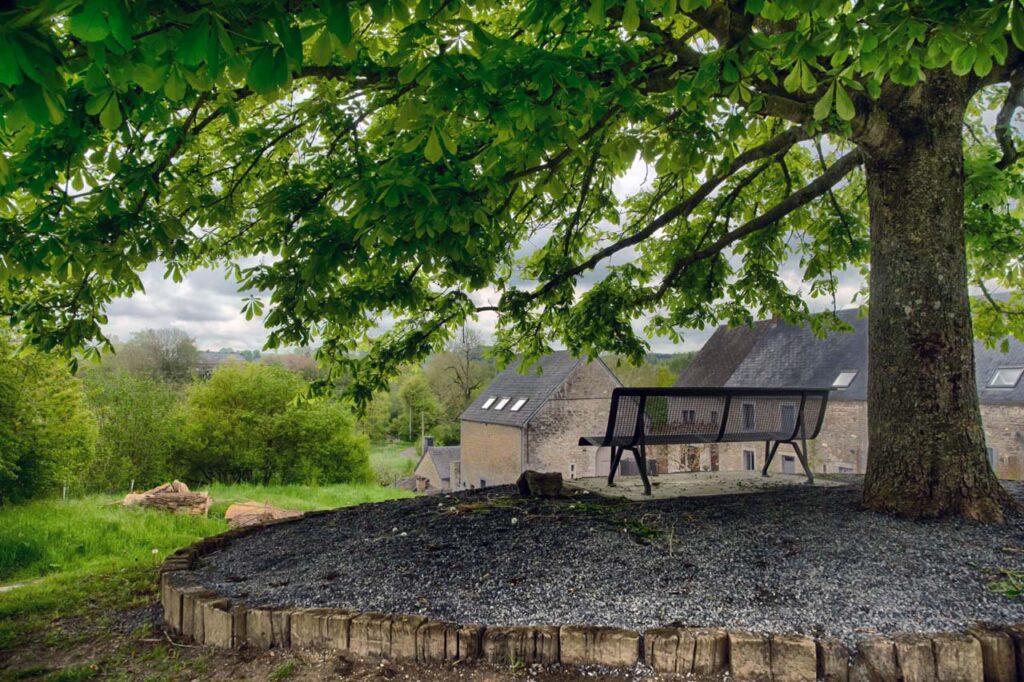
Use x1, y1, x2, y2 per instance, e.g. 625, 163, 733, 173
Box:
996, 68, 1024, 170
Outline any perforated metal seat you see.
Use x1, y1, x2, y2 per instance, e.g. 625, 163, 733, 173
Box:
579, 387, 830, 495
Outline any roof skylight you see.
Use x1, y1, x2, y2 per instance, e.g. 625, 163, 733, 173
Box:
989, 367, 1024, 389
481, 397, 496, 409
510, 398, 528, 412
832, 371, 858, 389
494, 397, 510, 410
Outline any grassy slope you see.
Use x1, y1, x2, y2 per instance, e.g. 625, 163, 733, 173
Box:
369, 440, 418, 483
0, 482, 412, 657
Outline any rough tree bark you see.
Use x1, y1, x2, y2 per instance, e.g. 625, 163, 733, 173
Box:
858, 74, 1013, 522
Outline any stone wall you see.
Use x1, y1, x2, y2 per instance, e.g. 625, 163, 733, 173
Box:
458, 422, 522, 488
526, 360, 620, 480
413, 455, 443, 492
982, 404, 1024, 481
161, 527, 1021, 680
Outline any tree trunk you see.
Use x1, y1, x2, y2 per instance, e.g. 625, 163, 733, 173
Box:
859, 75, 1012, 522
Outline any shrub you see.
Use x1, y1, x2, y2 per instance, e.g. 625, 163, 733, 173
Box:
173, 363, 370, 485
0, 330, 97, 504
79, 369, 180, 492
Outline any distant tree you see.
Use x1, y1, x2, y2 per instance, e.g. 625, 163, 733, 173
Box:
261, 351, 325, 381
114, 328, 199, 383
606, 355, 677, 387
666, 352, 699, 377
360, 391, 396, 443
392, 374, 441, 441
0, 329, 96, 503
425, 327, 494, 423
80, 369, 179, 492
173, 363, 369, 485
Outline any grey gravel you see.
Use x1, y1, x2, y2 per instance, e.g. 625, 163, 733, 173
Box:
190, 480, 1024, 644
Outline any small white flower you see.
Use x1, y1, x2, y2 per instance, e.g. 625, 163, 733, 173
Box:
510, 517, 518, 525
392, 526, 398, 533
399, 532, 408, 537
152, 548, 159, 555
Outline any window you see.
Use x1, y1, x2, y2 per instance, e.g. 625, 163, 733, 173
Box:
569, 463, 576, 480
988, 447, 998, 471
832, 371, 858, 389
838, 466, 854, 474
780, 404, 796, 433
743, 450, 755, 471
493, 397, 510, 410
782, 455, 796, 474
680, 409, 696, 424
510, 398, 528, 412
480, 479, 487, 488
989, 367, 1024, 389
741, 402, 756, 430
481, 397, 496, 409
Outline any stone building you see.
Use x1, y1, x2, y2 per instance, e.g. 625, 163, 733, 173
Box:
676, 308, 1024, 479
457, 351, 622, 489
412, 442, 461, 493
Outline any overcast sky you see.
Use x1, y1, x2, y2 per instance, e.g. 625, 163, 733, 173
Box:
103, 159, 865, 353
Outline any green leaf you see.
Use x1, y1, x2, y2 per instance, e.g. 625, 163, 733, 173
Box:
587, 0, 605, 25
327, 1, 353, 45
441, 130, 457, 155
106, 0, 133, 49
274, 16, 303, 68
0, 37, 23, 86
623, 0, 640, 32
177, 17, 210, 67
951, 45, 976, 77
424, 129, 442, 162
1013, 3, 1024, 50
783, 62, 802, 93
834, 83, 855, 120
397, 59, 419, 85
310, 29, 334, 66
973, 51, 993, 78
813, 82, 834, 120
247, 47, 279, 93
99, 93, 122, 130
164, 68, 186, 100
68, 0, 109, 42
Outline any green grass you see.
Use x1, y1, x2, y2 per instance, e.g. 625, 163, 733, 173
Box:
0, 481, 414, 657
368, 440, 418, 483
204, 481, 413, 516
0, 497, 226, 584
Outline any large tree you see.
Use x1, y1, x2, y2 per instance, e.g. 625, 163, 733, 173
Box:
1, 1, 1023, 519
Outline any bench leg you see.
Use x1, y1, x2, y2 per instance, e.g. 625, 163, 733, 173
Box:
607, 446, 623, 487
762, 441, 781, 477
636, 444, 652, 496
793, 440, 815, 485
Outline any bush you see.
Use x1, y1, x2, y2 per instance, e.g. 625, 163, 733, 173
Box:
173, 363, 371, 485
0, 330, 97, 504
79, 369, 180, 492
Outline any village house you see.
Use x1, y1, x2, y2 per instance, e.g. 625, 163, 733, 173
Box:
676, 308, 1024, 479
456, 351, 624, 489
412, 439, 461, 493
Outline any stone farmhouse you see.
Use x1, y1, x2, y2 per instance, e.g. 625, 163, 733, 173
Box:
412, 441, 461, 493
677, 308, 1024, 479
455, 351, 623, 489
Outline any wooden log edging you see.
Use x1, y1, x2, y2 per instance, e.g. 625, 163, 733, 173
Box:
160, 526, 1015, 680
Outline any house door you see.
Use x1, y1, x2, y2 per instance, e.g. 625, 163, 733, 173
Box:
782, 455, 796, 474
595, 448, 611, 476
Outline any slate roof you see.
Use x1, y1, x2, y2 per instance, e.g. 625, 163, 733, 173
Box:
677, 307, 1024, 405
416, 446, 461, 482
460, 351, 615, 427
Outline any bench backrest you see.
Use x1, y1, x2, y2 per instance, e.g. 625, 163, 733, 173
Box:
602, 387, 829, 446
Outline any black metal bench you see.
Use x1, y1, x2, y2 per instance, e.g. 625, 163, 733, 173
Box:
579, 387, 830, 495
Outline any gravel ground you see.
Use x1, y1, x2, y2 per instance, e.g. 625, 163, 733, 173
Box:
190, 480, 1024, 644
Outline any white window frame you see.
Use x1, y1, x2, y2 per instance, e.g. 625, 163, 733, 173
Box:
743, 450, 755, 471
989, 367, 1024, 389
493, 397, 510, 410
832, 370, 858, 389
481, 397, 496, 409
510, 398, 528, 412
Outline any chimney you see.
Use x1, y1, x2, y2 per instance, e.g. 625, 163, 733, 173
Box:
424, 436, 435, 450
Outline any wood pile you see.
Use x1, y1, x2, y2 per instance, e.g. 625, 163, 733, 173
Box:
224, 500, 303, 528
123, 480, 211, 516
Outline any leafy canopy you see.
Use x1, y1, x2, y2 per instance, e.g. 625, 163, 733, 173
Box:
1, 0, 1022, 402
